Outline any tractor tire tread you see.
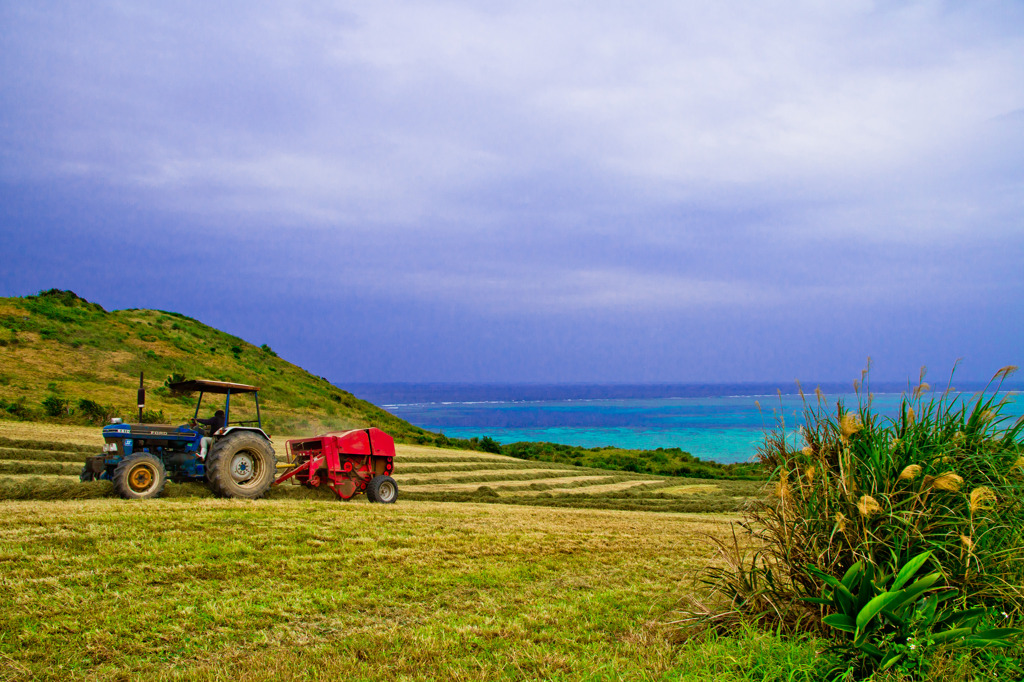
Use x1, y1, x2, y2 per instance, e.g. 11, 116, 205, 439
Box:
112, 453, 167, 499
206, 431, 276, 500
367, 475, 399, 504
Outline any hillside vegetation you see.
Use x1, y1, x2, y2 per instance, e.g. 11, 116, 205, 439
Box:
0, 289, 437, 440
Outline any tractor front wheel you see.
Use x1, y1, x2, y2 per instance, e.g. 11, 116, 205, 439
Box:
367, 475, 399, 504
113, 453, 167, 499
205, 431, 276, 499
79, 466, 95, 482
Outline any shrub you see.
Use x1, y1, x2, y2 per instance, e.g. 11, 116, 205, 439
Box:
4, 397, 34, 419
686, 366, 1024, 678
41, 396, 70, 417
478, 436, 502, 454
140, 409, 165, 423
77, 398, 114, 424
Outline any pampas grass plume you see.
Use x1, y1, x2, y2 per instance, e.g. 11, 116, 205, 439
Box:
840, 413, 863, 441
898, 464, 922, 482
970, 487, 997, 512
857, 495, 882, 517
932, 472, 964, 492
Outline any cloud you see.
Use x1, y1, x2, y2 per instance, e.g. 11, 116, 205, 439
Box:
3, 1, 1022, 237
1, 0, 1022, 384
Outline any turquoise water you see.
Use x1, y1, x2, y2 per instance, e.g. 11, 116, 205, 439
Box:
347, 384, 1023, 465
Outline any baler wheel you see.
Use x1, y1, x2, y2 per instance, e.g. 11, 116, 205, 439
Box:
367, 475, 399, 504
206, 431, 277, 499
112, 453, 167, 500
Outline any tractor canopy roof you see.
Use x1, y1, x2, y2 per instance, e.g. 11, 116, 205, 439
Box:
167, 379, 259, 394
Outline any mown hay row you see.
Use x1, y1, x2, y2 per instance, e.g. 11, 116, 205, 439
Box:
0, 461, 82, 476
393, 466, 575, 481
394, 454, 516, 464
0, 446, 92, 462
0, 474, 756, 512
502, 479, 667, 497
0, 435, 96, 454
400, 487, 749, 513
657, 483, 722, 496
0, 477, 111, 501
393, 444, 511, 460
394, 461, 569, 474
393, 468, 585, 486
401, 474, 616, 494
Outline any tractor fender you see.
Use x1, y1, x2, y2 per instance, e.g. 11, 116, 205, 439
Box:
214, 425, 271, 441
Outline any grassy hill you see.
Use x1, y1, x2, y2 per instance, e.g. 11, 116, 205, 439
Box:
0, 289, 761, 480
0, 289, 435, 440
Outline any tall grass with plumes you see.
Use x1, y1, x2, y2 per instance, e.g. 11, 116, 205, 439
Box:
687, 366, 1024, 632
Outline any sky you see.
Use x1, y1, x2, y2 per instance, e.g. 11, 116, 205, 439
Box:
1, 1, 1022, 385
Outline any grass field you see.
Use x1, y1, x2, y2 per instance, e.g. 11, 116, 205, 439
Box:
0, 422, 835, 681
0, 421, 763, 513
0, 497, 833, 681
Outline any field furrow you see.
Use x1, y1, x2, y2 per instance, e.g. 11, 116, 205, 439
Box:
0, 423, 761, 514
401, 474, 615, 493
504, 479, 667, 496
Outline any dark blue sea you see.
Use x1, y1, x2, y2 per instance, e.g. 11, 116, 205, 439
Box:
345, 382, 1023, 464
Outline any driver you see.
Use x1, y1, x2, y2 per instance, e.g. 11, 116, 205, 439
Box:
190, 409, 225, 460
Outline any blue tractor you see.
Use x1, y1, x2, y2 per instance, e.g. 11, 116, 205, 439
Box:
81, 379, 277, 500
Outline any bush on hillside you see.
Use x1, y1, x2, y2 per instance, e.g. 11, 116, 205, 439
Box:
41, 396, 70, 417
77, 398, 114, 424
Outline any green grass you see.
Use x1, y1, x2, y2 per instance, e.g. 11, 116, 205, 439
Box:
0, 290, 437, 440
0, 424, 763, 513
0, 497, 839, 681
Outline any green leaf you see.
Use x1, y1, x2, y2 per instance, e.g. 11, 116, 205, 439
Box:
918, 594, 939, 623
892, 551, 932, 590
902, 572, 941, 595
858, 642, 885, 662
809, 567, 856, 613
883, 573, 941, 613
937, 607, 989, 627
930, 626, 974, 645
822, 613, 856, 633
841, 561, 863, 590
855, 592, 907, 642
802, 597, 832, 606
969, 627, 1022, 641
880, 651, 905, 671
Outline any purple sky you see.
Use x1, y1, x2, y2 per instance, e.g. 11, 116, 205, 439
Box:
1, 2, 1022, 384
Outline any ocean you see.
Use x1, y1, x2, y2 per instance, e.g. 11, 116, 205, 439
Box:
345, 382, 1023, 465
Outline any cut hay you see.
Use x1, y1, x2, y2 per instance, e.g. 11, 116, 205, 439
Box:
0, 476, 112, 500
0, 460, 83, 476
657, 484, 721, 496
0, 446, 91, 462
392, 467, 575, 481
402, 474, 615, 494
504, 479, 667, 497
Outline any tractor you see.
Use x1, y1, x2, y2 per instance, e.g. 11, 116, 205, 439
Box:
81, 379, 277, 500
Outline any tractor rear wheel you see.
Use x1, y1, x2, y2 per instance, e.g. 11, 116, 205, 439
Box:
113, 453, 167, 499
367, 475, 398, 504
206, 431, 276, 499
